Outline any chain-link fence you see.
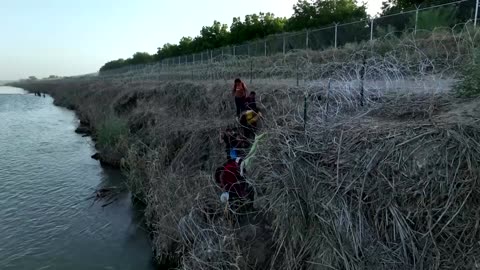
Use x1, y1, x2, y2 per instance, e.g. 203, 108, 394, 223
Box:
174, 0, 476, 60
98, 0, 478, 78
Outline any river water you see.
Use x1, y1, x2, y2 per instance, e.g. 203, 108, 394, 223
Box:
0, 86, 155, 270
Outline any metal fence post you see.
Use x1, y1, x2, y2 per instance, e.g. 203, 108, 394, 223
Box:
414, 6, 419, 34
233, 46, 236, 57
475, 0, 479, 27
250, 60, 253, 84
325, 79, 331, 121
306, 30, 309, 49
360, 55, 366, 106
185, 55, 187, 65
264, 40, 267, 56
303, 92, 308, 131
370, 19, 374, 41
334, 23, 338, 49
210, 50, 213, 63
283, 34, 286, 55
296, 60, 299, 86
193, 54, 195, 65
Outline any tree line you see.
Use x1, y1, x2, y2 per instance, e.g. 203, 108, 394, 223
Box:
100, 0, 472, 72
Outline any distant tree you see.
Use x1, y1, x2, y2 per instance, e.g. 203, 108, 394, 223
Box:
101, 0, 369, 69
178, 37, 194, 54
230, 13, 286, 44
28, 76, 37, 80
156, 43, 181, 60
285, 0, 368, 31
197, 20, 230, 49
414, 6, 457, 30
379, 0, 472, 35
126, 52, 154, 65
99, 58, 126, 72
156, 21, 229, 60
381, 0, 458, 14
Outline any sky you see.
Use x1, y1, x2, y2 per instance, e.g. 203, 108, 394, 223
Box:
0, 0, 383, 80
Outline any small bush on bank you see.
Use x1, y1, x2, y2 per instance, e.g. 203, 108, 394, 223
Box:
456, 50, 480, 97
97, 115, 129, 148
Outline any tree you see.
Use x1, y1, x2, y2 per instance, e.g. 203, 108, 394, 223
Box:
99, 59, 126, 72
28, 76, 37, 80
156, 43, 180, 60
378, 0, 472, 36
285, 0, 368, 31
100, 0, 368, 69
197, 20, 229, 49
178, 37, 194, 54
414, 6, 457, 30
126, 52, 153, 65
230, 13, 286, 44
155, 21, 229, 60
381, 0, 458, 14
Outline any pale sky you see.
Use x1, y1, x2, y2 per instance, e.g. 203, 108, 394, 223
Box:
0, 0, 382, 80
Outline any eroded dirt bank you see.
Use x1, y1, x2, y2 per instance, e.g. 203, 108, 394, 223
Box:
12, 71, 480, 270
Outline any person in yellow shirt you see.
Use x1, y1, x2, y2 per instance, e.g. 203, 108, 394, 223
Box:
239, 110, 262, 139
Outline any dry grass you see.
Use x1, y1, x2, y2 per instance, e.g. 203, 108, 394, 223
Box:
251, 89, 480, 269
9, 25, 480, 270
96, 24, 479, 84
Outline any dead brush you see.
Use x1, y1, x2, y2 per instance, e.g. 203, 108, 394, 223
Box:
249, 87, 480, 269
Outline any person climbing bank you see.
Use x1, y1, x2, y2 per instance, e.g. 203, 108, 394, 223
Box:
215, 157, 254, 212
220, 128, 237, 160
245, 91, 257, 112
239, 110, 262, 140
232, 78, 248, 117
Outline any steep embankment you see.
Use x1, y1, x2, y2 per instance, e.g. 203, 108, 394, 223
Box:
11, 28, 480, 269
13, 73, 480, 270
12, 78, 292, 268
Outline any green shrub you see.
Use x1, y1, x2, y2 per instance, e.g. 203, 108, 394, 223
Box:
455, 51, 480, 97
413, 7, 457, 31
97, 115, 129, 147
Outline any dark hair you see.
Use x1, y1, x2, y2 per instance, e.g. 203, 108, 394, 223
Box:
234, 78, 241, 84
250, 91, 256, 96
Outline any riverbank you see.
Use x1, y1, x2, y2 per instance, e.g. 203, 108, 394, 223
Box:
12, 74, 480, 269
11, 78, 293, 267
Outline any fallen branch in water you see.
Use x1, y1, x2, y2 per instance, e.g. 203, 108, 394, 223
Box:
87, 186, 125, 207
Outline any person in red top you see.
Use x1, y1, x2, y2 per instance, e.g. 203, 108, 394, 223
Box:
232, 78, 248, 117
215, 158, 255, 214
215, 158, 247, 197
